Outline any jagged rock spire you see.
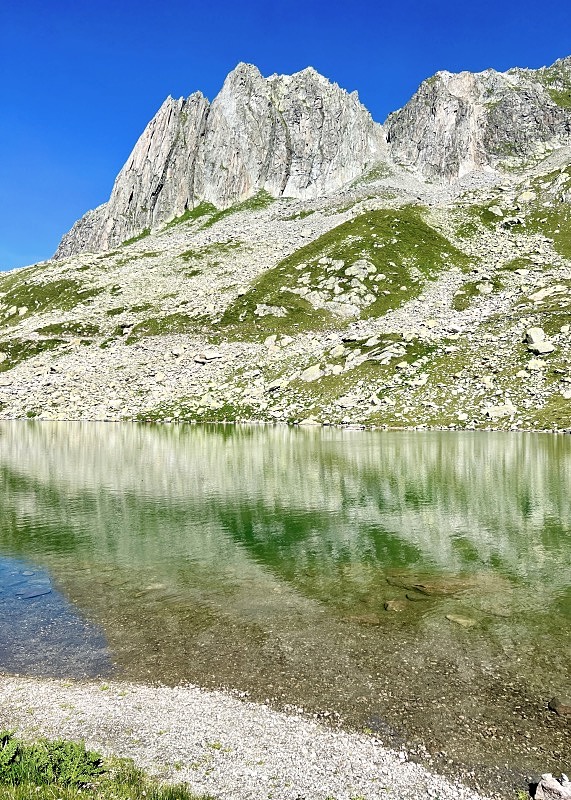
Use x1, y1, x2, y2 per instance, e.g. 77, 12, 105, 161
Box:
55, 64, 386, 257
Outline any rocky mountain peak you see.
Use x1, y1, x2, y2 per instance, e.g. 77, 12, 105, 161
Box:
55, 64, 385, 258
55, 56, 571, 259
386, 57, 571, 179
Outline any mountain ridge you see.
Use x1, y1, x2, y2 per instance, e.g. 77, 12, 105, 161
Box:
55, 62, 386, 257
56, 56, 571, 259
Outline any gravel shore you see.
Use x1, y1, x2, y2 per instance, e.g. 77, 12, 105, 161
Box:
0, 675, 492, 800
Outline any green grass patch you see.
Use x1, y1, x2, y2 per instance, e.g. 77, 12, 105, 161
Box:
0, 265, 43, 295
547, 87, 571, 107
0, 731, 210, 800
163, 202, 217, 230
517, 279, 571, 335
36, 322, 100, 337
202, 190, 274, 229
284, 209, 315, 221
218, 206, 471, 340
500, 256, 534, 272
452, 276, 505, 311
180, 240, 241, 262
122, 228, 150, 246
137, 399, 261, 424
465, 203, 504, 230
538, 62, 571, 108
518, 204, 571, 259
353, 162, 393, 184
126, 313, 208, 342
286, 335, 438, 421
0, 278, 102, 325
0, 338, 65, 371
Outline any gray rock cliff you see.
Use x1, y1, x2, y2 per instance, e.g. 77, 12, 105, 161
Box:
55, 64, 386, 257
386, 57, 571, 179
56, 56, 571, 258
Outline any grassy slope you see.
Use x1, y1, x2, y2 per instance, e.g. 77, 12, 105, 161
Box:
219, 206, 471, 340
1, 179, 571, 429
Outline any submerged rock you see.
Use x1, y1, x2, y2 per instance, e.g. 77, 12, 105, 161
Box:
384, 600, 408, 612
445, 614, 477, 629
548, 696, 571, 717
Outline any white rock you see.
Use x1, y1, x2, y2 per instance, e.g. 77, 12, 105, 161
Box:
300, 364, 323, 382
529, 341, 555, 355
527, 359, 547, 371
525, 327, 546, 344
484, 401, 517, 419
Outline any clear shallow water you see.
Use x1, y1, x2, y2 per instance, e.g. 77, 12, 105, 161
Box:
0, 555, 111, 677
0, 422, 569, 785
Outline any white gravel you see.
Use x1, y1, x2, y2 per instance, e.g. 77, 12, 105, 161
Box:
0, 675, 492, 800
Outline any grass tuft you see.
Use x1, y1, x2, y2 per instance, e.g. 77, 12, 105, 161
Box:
0, 732, 211, 800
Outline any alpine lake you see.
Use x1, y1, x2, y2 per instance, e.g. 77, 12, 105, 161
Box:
0, 422, 569, 794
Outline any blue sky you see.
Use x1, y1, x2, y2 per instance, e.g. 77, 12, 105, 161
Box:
1, 0, 570, 271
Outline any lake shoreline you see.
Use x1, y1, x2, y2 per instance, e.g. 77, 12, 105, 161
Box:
0, 674, 496, 800
1, 415, 571, 435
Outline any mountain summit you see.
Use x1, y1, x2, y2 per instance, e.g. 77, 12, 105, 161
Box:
55, 64, 386, 257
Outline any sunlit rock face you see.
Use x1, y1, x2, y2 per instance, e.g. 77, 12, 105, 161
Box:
55, 64, 386, 257
55, 56, 571, 258
386, 58, 571, 179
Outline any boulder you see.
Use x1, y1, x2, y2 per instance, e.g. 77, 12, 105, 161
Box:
526, 327, 546, 345
484, 401, 517, 419
529, 341, 555, 355
300, 364, 323, 382
548, 697, 571, 717
535, 774, 571, 800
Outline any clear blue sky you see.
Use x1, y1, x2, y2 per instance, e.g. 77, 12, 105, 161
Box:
1, 0, 570, 271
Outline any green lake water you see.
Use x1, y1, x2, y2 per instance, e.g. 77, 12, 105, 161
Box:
0, 422, 569, 789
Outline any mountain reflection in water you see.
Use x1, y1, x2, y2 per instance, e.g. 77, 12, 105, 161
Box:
0, 422, 569, 784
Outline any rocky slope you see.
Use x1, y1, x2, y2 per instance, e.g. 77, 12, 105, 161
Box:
1, 57, 571, 431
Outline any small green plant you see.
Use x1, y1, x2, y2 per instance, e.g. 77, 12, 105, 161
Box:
0, 731, 103, 786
